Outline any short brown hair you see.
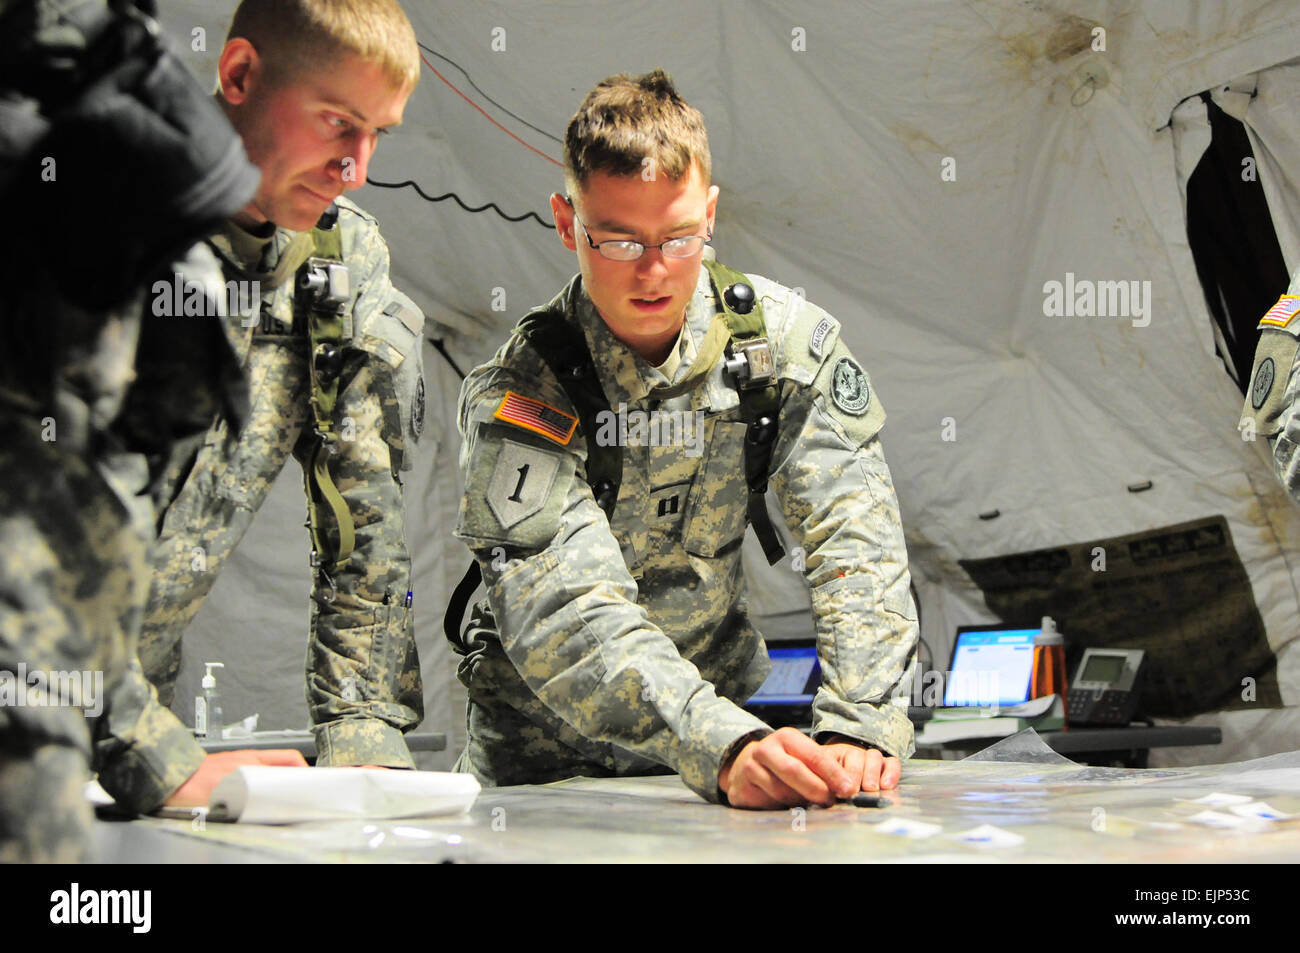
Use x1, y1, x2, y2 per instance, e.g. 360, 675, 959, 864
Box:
227, 0, 420, 92
564, 69, 711, 194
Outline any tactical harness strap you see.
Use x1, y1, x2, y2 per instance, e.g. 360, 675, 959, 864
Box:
444, 260, 785, 651
298, 212, 356, 576
513, 306, 624, 514
701, 259, 785, 567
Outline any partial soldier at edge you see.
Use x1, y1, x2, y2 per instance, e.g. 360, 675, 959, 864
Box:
0, 0, 306, 862
1241, 264, 1300, 502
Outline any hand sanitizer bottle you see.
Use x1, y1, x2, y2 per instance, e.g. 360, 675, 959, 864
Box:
199, 662, 225, 741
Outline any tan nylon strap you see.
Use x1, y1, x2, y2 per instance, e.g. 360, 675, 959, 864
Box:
648, 312, 730, 400
263, 233, 316, 291
308, 443, 355, 571
302, 214, 354, 571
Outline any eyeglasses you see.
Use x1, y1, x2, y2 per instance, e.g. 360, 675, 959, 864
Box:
572, 211, 712, 262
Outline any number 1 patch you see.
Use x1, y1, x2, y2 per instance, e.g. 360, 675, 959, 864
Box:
487, 439, 562, 529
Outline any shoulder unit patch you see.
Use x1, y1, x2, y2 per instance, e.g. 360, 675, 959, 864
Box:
1251, 357, 1276, 410
412, 375, 426, 439
831, 357, 870, 415
494, 391, 578, 445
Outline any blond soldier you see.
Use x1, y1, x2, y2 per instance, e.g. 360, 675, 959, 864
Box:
120, 0, 428, 770
451, 70, 917, 808
1242, 265, 1300, 501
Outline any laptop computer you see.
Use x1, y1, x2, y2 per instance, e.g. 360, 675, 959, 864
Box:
940, 623, 1039, 709
743, 638, 820, 729
742, 638, 934, 729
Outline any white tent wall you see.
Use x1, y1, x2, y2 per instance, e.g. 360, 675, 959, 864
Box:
157, 1, 1300, 769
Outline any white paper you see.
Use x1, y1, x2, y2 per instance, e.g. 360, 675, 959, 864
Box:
1229, 801, 1292, 821
871, 817, 942, 839
932, 694, 1059, 721
950, 824, 1025, 847
1186, 810, 1265, 830
916, 719, 1023, 744
207, 766, 480, 824
1000, 695, 1060, 718
1186, 792, 1254, 807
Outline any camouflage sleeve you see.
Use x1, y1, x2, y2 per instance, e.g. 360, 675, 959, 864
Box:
0, 541, 102, 859
455, 363, 771, 803
0, 420, 203, 832
91, 659, 204, 812
1268, 349, 1300, 500
764, 285, 917, 759
301, 207, 424, 767
87, 245, 230, 811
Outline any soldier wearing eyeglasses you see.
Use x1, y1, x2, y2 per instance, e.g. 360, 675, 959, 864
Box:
448, 70, 917, 809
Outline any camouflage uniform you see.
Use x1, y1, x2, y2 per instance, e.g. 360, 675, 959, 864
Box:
453, 266, 918, 802
0, 326, 151, 863
0, 0, 259, 860
1242, 264, 1300, 503
131, 197, 427, 767
1, 245, 247, 861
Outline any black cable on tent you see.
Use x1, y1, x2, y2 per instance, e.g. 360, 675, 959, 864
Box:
366, 176, 554, 230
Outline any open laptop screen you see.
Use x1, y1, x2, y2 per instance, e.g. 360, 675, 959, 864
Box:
943, 626, 1038, 707
748, 642, 821, 706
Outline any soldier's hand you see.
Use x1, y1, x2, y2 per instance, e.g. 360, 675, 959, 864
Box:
162, 749, 308, 809
820, 733, 902, 793
718, 727, 857, 809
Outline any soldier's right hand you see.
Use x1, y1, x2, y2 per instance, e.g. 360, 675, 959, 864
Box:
161, 749, 308, 809
717, 727, 857, 809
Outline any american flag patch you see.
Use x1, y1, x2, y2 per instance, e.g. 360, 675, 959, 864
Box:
1260, 295, 1300, 329
494, 391, 577, 445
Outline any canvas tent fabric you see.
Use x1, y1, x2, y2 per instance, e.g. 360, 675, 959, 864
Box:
154, 1, 1300, 770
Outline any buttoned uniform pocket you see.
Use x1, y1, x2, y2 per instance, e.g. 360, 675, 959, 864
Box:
681, 420, 750, 557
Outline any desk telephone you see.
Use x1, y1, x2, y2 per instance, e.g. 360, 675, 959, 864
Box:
1067, 647, 1146, 726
